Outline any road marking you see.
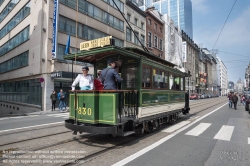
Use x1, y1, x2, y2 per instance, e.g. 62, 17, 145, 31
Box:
162, 121, 190, 133
214, 125, 234, 141
111, 103, 228, 166
0, 115, 38, 121
248, 137, 250, 145
47, 113, 69, 118
0, 118, 9, 121
185, 123, 211, 136
0, 122, 63, 133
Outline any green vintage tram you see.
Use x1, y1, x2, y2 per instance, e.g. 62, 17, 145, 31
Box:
64, 45, 190, 136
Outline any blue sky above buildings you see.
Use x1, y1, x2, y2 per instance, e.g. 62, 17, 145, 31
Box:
192, 0, 250, 84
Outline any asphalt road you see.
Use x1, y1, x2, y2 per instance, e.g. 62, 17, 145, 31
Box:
114, 103, 250, 166
0, 112, 69, 132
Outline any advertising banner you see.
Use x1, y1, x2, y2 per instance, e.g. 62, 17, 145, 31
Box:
182, 41, 187, 62
52, 0, 59, 59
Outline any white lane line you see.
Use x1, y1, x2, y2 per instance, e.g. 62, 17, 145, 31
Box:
47, 114, 69, 117
248, 137, 250, 145
185, 123, 211, 136
11, 116, 26, 119
162, 121, 190, 133
0, 122, 63, 133
0, 118, 9, 121
112, 103, 228, 166
214, 125, 234, 141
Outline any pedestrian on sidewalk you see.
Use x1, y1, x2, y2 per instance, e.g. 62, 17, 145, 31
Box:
232, 93, 238, 110
227, 93, 232, 108
241, 95, 245, 106
50, 90, 57, 111
58, 89, 66, 111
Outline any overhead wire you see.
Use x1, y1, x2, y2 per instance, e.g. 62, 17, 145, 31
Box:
212, 0, 238, 50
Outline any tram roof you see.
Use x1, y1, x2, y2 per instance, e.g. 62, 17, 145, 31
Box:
63, 46, 176, 67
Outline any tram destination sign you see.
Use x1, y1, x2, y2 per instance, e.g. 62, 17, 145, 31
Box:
80, 36, 112, 51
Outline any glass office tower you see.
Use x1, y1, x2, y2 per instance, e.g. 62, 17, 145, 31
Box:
137, 0, 193, 39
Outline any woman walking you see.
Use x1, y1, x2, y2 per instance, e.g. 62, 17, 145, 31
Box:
50, 90, 57, 111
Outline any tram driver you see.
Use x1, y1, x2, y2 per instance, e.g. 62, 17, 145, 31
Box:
71, 66, 94, 91
101, 59, 123, 90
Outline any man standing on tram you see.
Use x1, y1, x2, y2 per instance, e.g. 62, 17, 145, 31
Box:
101, 59, 123, 90
71, 66, 94, 91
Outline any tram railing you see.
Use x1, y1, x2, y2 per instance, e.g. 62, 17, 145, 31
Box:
70, 90, 139, 123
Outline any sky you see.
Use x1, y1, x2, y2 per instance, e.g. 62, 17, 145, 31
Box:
192, 0, 250, 84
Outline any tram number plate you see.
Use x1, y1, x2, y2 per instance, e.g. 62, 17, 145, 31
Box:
77, 107, 92, 116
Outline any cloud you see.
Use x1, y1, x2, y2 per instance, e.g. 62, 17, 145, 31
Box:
192, 0, 210, 14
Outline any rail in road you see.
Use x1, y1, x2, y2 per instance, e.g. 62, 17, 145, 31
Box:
0, 98, 227, 165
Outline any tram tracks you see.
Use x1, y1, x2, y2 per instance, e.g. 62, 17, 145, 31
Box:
0, 98, 228, 165
60, 98, 228, 166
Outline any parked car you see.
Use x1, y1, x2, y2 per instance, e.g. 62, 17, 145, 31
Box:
200, 94, 205, 99
190, 93, 198, 100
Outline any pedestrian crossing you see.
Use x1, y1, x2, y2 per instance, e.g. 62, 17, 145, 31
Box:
46, 113, 69, 118
185, 123, 211, 136
162, 121, 250, 145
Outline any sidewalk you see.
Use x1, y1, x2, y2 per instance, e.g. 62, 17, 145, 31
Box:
26, 107, 70, 116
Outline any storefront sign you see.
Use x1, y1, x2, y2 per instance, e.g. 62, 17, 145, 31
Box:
80, 36, 112, 51
52, 0, 59, 59
51, 71, 62, 78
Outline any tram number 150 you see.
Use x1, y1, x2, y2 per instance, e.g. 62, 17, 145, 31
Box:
78, 107, 92, 115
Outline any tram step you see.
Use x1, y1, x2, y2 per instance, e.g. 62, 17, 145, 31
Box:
122, 131, 135, 137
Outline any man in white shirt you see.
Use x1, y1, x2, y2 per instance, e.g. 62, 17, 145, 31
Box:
71, 66, 94, 90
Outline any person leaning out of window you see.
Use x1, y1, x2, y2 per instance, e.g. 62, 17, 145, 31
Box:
71, 66, 94, 91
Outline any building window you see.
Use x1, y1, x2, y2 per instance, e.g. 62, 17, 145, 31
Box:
0, 51, 29, 74
60, 0, 124, 31
0, 0, 20, 22
0, 26, 30, 57
141, 22, 144, 30
126, 27, 132, 42
0, 79, 42, 106
141, 34, 145, 45
134, 31, 139, 45
148, 19, 151, 25
154, 23, 157, 30
127, 14, 130, 22
134, 18, 138, 26
0, 1, 31, 39
159, 39, 163, 50
154, 36, 158, 48
148, 32, 152, 47
102, 0, 124, 13
58, 15, 124, 47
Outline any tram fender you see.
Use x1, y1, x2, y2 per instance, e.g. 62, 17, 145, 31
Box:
65, 119, 117, 135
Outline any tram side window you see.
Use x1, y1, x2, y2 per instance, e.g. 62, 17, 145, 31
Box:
126, 67, 137, 88
169, 73, 174, 89
180, 77, 184, 90
152, 69, 168, 89
174, 76, 180, 90
142, 65, 151, 88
